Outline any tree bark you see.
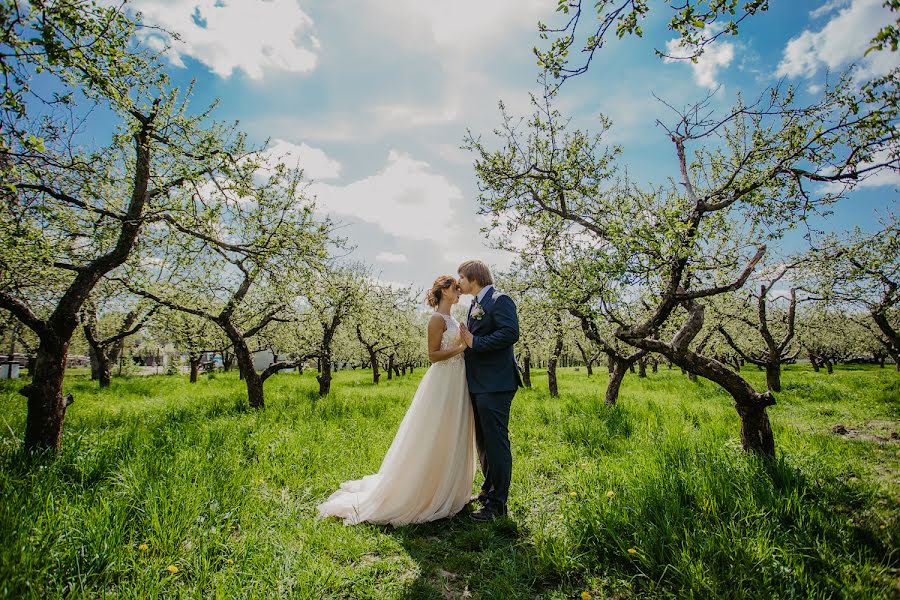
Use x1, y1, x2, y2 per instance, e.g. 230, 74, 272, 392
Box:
189, 355, 200, 383
96, 351, 111, 388
765, 362, 781, 393
369, 349, 381, 383
605, 358, 628, 406
637, 357, 647, 378
222, 326, 264, 408
522, 348, 532, 387
575, 341, 590, 375
317, 351, 333, 396
386, 354, 394, 381
22, 334, 71, 452
548, 356, 559, 397
88, 345, 100, 380
548, 315, 564, 397
735, 402, 776, 457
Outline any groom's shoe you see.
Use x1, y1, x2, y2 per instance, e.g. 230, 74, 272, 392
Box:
470, 503, 507, 522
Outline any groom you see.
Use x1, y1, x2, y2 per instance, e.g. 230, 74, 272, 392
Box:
457, 260, 521, 521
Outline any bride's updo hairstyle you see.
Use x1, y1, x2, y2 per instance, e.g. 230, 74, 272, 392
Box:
426, 275, 456, 308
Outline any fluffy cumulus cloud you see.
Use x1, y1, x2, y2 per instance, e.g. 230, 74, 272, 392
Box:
309, 151, 464, 244
777, 0, 894, 79
126, 0, 319, 79
664, 27, 735, 89
262, 139, 341, 180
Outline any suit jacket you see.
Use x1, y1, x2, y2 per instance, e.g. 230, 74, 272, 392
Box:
465, 288, 522, 394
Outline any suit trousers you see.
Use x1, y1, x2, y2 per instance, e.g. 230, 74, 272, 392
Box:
470, 390, 515, 507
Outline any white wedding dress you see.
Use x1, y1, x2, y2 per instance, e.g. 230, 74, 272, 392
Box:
317, 313, 476, 526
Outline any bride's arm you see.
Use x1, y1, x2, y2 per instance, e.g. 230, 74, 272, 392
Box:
427, 315, 466, 363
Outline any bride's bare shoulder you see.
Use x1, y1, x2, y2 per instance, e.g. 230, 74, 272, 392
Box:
428, 312, 448, 329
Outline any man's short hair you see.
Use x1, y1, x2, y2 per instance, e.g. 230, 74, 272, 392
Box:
457, 260, 494, 287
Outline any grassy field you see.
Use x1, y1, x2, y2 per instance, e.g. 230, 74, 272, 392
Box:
0, 364, 898, 599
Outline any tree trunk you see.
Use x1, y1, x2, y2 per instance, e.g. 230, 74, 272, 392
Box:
228, 333, 263, 408
522, 349, 532, 387
317, 352, 332, 396
88, 345, 100, 380
548, 356, 559, 397
189, 355, 200, 383
96, 350, 111, 388
605, 359, 628, 406
735, 402, 776, 457
879, 357, 885, 368
548, 320, 563, 397
637, 358, 647, 378
629, 363, 635, 373
369, 349, 380, 384
576, 342, 593, 376
22, 333, 72, 452
825, 360, 833, 375
765, 362, 781, 393
386, 354, 395, 381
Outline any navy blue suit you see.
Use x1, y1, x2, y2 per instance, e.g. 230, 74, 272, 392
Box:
465, 288, 521, 509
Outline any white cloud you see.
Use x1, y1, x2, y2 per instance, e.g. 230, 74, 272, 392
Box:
810, 0, 850, 19
375, 252, 408, 264
819, 149, 900, 191
262, 139, 341, 180
371, 104, 460, 129
777, 0, 894, 79
664, 27, 735, 89
309, 150, 464, 244
127, 0, 319, 79
377, 0, 545, 54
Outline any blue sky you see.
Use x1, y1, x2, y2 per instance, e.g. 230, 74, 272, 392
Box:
102, 0, 897, 290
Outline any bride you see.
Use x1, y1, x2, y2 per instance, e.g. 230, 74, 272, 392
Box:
317, 275, 476, 526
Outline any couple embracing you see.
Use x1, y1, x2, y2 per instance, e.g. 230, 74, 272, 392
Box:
318, 260, 521, 525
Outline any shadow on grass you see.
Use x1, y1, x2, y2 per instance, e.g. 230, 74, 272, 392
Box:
384, 509, 552, 599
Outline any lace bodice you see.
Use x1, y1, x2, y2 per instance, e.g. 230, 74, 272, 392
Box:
434, 312, 464, 366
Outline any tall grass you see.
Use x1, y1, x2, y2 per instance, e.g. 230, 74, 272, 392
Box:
0, 365, 897, 598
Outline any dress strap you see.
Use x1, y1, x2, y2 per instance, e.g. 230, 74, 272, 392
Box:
434, 312, 454, 324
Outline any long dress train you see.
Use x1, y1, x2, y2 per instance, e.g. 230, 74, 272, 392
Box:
317, 313, 475, 525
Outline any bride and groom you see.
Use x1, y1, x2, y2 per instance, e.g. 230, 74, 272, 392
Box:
317, 260, 521, 525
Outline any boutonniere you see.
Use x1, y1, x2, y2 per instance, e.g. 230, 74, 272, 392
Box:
471, 302, 485, 320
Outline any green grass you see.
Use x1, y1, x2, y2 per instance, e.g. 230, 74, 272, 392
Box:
0, 364, 897, 599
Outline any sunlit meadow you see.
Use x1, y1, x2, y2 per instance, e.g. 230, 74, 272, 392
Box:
1, 365, 897, 598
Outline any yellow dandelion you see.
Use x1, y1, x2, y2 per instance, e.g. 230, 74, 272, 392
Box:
137, 543, 149, 552
880, 525, 886, 529
606, 491, 615, 498
581, 592, 592, 600
166, 565, 179, 574
627, 548, 637, 555
569, 491, 578, 497
225, 559, 234, 565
